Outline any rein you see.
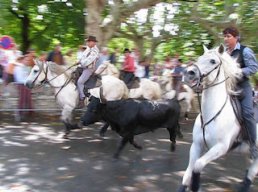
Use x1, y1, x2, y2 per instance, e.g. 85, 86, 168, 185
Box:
193, 59, 229, 149
33, 63, 76, 98
197, 91, 228, 148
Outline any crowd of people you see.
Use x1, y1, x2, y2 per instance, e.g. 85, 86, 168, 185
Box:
0, 35, 191, 118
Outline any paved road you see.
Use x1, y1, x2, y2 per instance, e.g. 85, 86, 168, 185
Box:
0, 112, 257, 192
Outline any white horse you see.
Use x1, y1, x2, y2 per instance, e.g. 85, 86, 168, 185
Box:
159, 69, 195, 120
177, 45, 258, 192
25, 60, 128, 138
97, 61, 162, 100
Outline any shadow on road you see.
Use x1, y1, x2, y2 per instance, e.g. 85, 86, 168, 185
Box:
0, 112, 257, 192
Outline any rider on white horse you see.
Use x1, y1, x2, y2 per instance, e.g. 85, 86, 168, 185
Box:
223, 27, 258, 160
77, 35, 99, 108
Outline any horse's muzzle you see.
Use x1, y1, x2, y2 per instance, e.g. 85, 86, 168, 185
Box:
182, 66, 200, 88
25, 81, 34, 89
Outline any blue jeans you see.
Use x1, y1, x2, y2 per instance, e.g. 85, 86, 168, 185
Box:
239, 80, 257, 144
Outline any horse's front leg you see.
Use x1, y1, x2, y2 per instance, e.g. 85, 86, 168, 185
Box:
61, 107, 79, 139
177, 141, 203, 192
193, 142, 229, 173
238, 158, 258, 192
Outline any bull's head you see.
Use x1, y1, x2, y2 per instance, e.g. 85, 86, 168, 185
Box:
81, 96, 103, 126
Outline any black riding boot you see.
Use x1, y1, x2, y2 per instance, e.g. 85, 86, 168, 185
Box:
78, 98, 85, 109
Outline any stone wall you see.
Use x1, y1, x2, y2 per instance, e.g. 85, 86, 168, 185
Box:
0, 83, 200, 116
0, 83, 60, 113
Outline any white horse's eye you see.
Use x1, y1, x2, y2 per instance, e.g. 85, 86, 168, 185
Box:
210, 59, 216, 64
33, 70, 39, 73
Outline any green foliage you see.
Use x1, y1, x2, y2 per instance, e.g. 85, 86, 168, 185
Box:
0, 0, 257, 73
0, 0, 85, 52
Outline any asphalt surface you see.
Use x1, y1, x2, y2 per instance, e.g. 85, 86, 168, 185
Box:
0, 112, 257, 192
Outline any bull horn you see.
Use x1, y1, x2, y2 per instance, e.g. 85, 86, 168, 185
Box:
99, 86, 107, 104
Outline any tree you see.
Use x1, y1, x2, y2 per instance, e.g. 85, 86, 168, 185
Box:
0, 0, 85, 53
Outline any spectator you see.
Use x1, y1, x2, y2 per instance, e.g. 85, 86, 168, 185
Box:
135, 59, 146, 78
121, 48, 135, 85
64, 49, 76, 65
23, 48, 36, 68
13, 55, 34, 121
143, 58, 150, 78
164, 56, 173, 70
39, 51, 47, 62
47, 43, 64, 65
153, 61, 163, 77
171, 53, 180, 68
171, 58, 184, 95
109, 48, 118, 65
131, 48, 140, 66
0, 47, 8, 81
95, 47, 109, 69
4, 43, 22, 85
76, 45, 86, 61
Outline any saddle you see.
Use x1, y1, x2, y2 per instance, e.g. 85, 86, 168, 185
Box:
127, 77, 140, 89
119, 70, 140, 89
230, 95, 249, 141
72, 67, 102, 91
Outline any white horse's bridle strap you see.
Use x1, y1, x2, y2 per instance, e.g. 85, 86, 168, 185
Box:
199, 94, 229, 148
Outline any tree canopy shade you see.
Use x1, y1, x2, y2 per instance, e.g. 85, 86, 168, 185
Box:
0, 0, 85, 53
0, 0, 257, 64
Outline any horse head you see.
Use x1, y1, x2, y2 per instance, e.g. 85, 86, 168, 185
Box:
183, 44, 242, 93
96, 61, 119, 78
25, 59, 47, 89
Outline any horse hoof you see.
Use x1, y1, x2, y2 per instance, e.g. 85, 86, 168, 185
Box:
170, 143, 176, 152
177, 132, 184, 139
135, 145, 143, 150
63, 134, 69, 139
191, 172, 201, 192
177, 185, 187, 192
99, 131, 105, 137
77, 121, 83, 129
113, 153, 120, 159
237, 177, 252, 192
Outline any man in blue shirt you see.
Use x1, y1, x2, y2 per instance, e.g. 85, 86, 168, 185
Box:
223, 27, 258, 160
171, 58, 185, 96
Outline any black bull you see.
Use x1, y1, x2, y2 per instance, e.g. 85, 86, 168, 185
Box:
81, 96, 181, 158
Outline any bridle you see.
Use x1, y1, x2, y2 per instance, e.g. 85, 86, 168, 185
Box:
31, 63, 73, 98
187, 57, 229, 149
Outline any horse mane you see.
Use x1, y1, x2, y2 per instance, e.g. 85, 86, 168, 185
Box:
214, 48, 242, 95
47, 61, 73, 78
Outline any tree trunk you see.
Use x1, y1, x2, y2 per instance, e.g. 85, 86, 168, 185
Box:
85, 0, 165, 48
21, 13, 30, 53
85, 0, 105, 46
